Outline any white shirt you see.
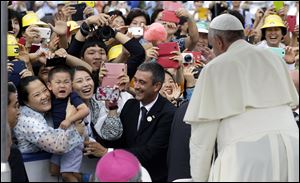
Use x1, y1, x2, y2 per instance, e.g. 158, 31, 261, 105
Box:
137, 95, 159, 130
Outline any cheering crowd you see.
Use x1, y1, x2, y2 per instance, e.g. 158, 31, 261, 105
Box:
5, 1, 299, 182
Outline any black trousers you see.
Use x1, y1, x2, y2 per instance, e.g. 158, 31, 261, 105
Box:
8, 145, 29, 182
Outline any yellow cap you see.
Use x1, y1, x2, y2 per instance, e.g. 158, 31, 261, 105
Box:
78, 1, 95, 8
22, 11, 48, 27
261, 15, 286, 29
7, 34, 19, 57
108, 44, 123, 61
67, 21, 80, 32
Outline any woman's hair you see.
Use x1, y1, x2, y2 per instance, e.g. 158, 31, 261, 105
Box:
164, 70, 175, 83
102, 3, 111, 13
107, 10, 126, 23
8, 82, 17, 105
126, 8, 150, 25
150, 8, 163, 24
80, 36, 108, 58
18, 76, 41, 106
8, 8, 22, 38
71, 66, 93, 80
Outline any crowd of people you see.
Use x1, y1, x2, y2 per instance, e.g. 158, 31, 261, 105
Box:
5, 1, 299, 182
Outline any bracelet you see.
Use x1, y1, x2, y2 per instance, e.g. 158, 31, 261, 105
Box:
80, 22, 90, 37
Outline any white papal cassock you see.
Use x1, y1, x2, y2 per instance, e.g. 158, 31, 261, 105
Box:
184, 39, 299, 182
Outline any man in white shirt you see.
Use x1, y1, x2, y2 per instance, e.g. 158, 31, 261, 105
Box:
84, 62, 176, 182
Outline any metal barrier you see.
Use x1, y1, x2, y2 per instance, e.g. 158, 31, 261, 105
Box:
1, 2, 11, 182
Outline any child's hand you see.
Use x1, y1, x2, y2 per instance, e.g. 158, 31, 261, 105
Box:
59, 119, 72, 130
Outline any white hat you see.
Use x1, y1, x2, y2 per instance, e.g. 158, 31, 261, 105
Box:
209, 14, 244, 31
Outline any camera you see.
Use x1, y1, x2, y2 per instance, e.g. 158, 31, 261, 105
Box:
181, 53, 194, 64
94, 26, 115, 41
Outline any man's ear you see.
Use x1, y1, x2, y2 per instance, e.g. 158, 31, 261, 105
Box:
154, 82, 163, 93
215, 35, 225, 51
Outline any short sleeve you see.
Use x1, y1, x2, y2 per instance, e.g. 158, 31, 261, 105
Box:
70, 92, 84, 108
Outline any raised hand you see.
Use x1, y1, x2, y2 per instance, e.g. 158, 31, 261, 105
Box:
117, 73, 130, 92
54, 48, 68, 58
49, 21, 68, 36
98, 63, 108, 84
145, 46, 159, 61
284, 46, 296, 64
84, 141, 108, 157
19, 69, 33, 79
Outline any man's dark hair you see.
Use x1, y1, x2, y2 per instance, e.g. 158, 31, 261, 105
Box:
18, 76, 41, 106
80, 36, 108, 58
137, 62, 165, 85
126, 8, 150, 25
8, 82, 17, 105
48, 65, 72, 82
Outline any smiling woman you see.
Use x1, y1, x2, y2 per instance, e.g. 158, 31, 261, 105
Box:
13, 76, 84, 154
71, 66, 131, 146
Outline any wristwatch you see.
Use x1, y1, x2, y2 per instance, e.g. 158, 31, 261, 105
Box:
80, 22, 90, 37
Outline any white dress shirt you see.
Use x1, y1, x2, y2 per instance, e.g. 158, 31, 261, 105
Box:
137, 95, 159, 130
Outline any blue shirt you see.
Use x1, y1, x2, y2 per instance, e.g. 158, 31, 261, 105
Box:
51, 92, 83, 129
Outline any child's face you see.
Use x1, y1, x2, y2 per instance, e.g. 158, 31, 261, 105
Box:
48, 72, 72, 99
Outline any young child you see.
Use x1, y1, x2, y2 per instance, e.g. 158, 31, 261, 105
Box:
47, 65, 90, 182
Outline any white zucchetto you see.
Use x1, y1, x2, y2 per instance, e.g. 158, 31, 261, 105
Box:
209, 14, 244, 31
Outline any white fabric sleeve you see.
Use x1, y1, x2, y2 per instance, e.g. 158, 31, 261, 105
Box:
189, 120, 220, 182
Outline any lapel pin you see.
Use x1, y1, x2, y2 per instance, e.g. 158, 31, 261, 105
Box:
147, 116, 152, 122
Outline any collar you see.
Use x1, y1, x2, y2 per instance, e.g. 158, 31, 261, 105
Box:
140, 94, 159, 112
226, 39, 249, 52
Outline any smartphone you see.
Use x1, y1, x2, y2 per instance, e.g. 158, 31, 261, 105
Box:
287, 15, 296, 32
157, 56, 180, 69
270, 47, 285, 59
161, 10, 180, 24
8, 60, 27, 87
71, 3, 87, 21
157, 42, 180, 69
273, 1, 284, 12
37, 27, 51, 39
157, 42, 179, 56
78, 1, 95, 8
29, 44, 41, 53
101, 63, 127, 88
128, 27, 144, 36
45, 57, 67, 67
95, 87, 120, 102
198, 8, 208, 20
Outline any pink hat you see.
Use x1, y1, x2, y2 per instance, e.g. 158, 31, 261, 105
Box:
144, 22, 167, 42
96, 149, 140, 182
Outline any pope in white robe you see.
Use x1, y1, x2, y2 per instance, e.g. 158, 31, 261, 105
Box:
184, 14, 299, 182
